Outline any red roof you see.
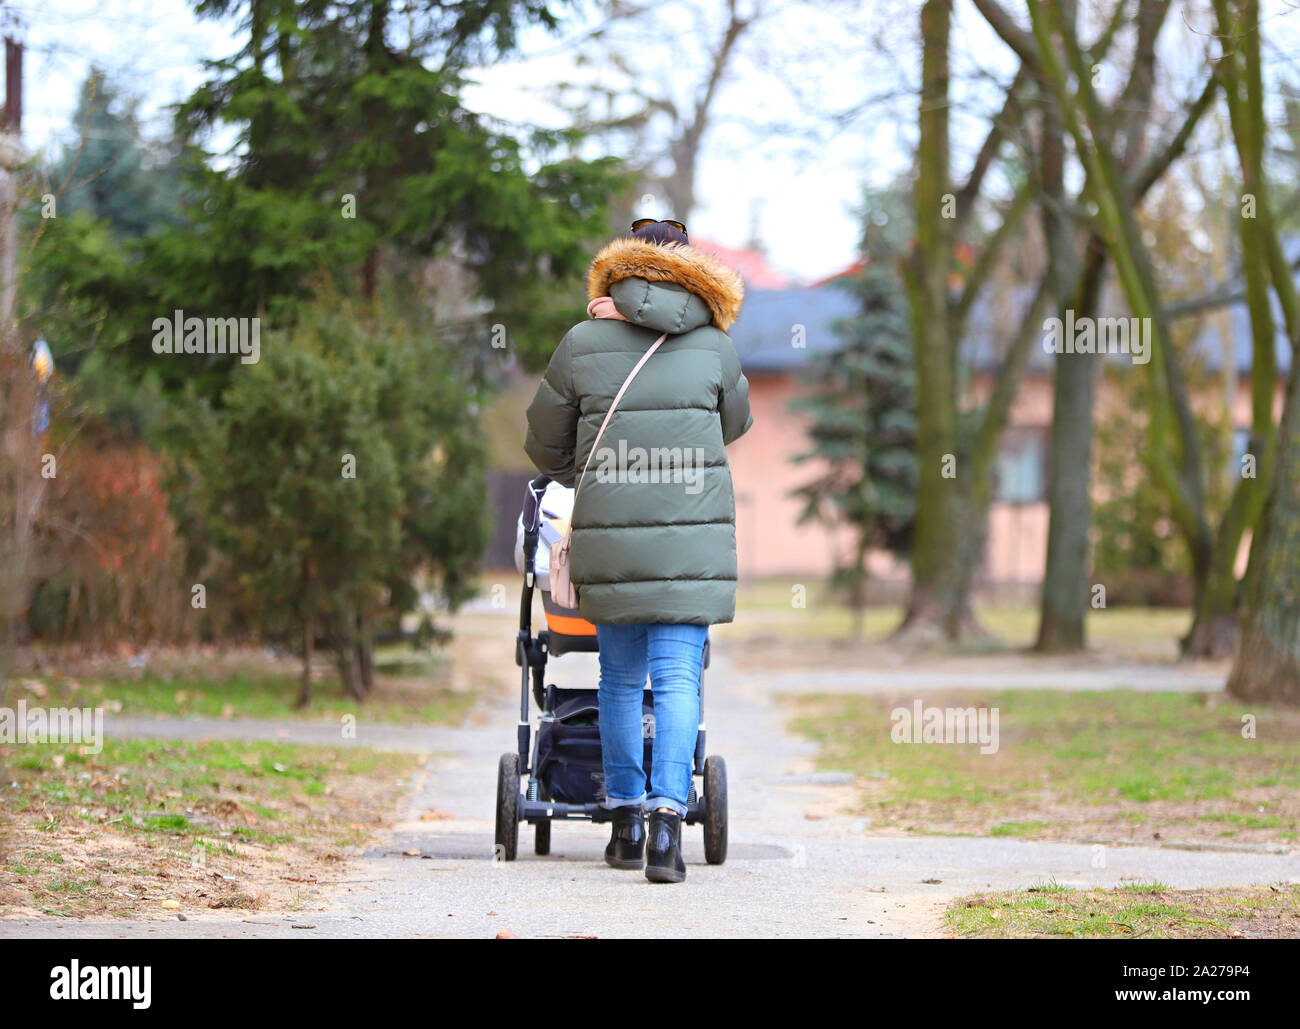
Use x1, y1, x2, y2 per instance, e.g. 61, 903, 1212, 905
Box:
813, 241, 977, 288
811, 258, 868, 286
691, 237, 794, 289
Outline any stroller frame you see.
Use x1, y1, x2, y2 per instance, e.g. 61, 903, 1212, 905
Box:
494, 474, 728, 862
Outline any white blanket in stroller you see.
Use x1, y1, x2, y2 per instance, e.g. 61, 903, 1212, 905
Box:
515, 479, 574, 593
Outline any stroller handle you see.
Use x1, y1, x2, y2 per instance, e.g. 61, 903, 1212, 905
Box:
520, 474, 552, 578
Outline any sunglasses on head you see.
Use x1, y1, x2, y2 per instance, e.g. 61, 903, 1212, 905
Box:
631, 218, 688, 239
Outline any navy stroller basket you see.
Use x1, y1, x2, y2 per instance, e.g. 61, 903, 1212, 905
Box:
494, 475, 728, 863
533, 690, 651, 805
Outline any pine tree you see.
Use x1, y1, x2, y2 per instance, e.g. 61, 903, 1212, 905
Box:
790, 192, 918, 637
49, 68, 184, 239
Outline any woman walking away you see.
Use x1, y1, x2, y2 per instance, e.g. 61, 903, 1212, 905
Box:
524, 218, 751, 883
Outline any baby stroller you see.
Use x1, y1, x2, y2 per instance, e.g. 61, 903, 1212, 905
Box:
495, 474, 728, 863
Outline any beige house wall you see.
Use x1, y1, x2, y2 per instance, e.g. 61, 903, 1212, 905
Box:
729, 372, 1047, 584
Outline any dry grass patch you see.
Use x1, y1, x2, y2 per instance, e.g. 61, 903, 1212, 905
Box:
0, 737, 421, 920
8, 640, 491, 724
947, 881, 1300, 938
787, 689, 1300, 846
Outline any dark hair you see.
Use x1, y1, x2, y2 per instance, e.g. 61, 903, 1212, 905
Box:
632, 221, 688, 247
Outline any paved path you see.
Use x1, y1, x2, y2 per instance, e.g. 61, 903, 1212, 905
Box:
3, 649, 1295, 938
754, 665, 1226, 692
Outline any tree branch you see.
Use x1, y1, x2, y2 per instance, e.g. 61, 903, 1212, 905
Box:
970, 0, 1042, 74
1132, 67, 1221, 196
953, 67, 1028, 231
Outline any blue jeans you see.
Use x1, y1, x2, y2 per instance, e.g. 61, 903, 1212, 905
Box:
596, 622, 707, 819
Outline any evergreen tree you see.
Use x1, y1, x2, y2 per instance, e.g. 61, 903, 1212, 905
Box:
27, 1, 626, 395
48, 68, 184, 240
159, 0, 622, 372
790, 191, 918, 637
177, 299, 490, 704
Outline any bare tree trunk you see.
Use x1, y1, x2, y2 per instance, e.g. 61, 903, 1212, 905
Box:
1029, 1, 1230, 659
0, 359, 43, 692
329, 606, 366, 701
847, 534, 869, 641
1037, 242, 1104, 651
356, 609, 375, 695
296, 612, 313, 709
897, 0, 963, 643
1228, 356, 1300, 704
975, 0, 1216, 653
1224, 0, 1300, 700
1183, 0, 1295, 658
0, 97, 29, 694
1034, 22, 1095, 654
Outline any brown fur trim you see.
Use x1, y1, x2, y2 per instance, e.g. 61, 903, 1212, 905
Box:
587, 237, 745, 332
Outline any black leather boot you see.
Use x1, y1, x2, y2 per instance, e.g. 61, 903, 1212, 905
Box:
645, 809, 686, 883
604, 806, 646, 869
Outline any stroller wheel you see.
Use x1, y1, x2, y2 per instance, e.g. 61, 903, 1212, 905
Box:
703, 756, 728, 865
534, 785, 552, 855
495, 753, 519, 861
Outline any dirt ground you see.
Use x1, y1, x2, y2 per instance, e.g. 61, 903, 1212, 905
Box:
0, 744, 420, 921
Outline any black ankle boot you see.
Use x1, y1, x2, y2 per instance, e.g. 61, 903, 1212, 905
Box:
645, 809, 686, 883
604, 807, 646, 869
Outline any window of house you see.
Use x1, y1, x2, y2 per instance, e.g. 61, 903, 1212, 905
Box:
994, 427, 1047, 504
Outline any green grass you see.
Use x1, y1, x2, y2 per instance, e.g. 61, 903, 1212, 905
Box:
6, 736, 413, 836
989, 820, 1051, 837
24, 647, 476, 724
718, 580, 1192, 653
947, 882, 1300, 938
786, 689, 1300, 842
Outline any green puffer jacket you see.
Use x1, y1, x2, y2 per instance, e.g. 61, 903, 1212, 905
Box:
524, 236, 752, 625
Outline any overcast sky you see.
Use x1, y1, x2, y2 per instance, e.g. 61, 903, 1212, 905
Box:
15, 1, 1300, 282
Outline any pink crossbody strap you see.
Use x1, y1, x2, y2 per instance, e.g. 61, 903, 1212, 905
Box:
574, 332, 668, 496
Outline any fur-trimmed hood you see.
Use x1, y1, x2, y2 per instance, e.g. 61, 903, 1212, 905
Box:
587, 237, 745, 332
